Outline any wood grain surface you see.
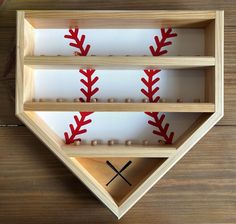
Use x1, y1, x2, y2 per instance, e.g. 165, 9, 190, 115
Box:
0, 1, 236, 223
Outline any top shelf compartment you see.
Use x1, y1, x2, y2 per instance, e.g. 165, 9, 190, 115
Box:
21, 10, 216, 58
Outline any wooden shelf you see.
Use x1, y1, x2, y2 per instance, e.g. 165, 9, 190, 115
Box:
24, 56, 215, 69
24, 102, 215, 112
62, 145, 176, 158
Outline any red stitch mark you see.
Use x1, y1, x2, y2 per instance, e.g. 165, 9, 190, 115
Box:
64, 113, 93, 144
149, 28, 177, 56
145, 112, 174, 144
79, 69, 99, 102
141, 69, 161, 103
64, 27, 90, 56
64, 28, 99, 144
142, 28, 177, 144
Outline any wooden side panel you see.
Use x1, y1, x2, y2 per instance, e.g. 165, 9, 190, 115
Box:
16, 11, 25, 115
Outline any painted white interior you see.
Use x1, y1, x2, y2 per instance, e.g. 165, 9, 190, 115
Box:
34, 28, 205, 143
34, 29, 204, 56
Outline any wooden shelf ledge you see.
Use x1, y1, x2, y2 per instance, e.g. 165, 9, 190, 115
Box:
62, 144, 176, 158
24, 56, 215, 69
24, 102, 215, 112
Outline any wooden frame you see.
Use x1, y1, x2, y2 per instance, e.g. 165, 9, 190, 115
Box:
16, 10, 224, 219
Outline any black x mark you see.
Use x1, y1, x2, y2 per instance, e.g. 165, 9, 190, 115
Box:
106, 161, 132, 186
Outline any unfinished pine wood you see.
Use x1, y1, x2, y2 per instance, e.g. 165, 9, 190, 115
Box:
205, 20, 215, 56
15, 11, 25, 115
63, 145, 176, 158
23, 10, 216, 28
76, 158, 167, 204
23, 102, 215, 112
15, 10, 224, 219
214, 11, 224, 118
205, 67, 215, 103
0, 0, 232, 222
174, 113, 211, 149
24, 56, 215, 69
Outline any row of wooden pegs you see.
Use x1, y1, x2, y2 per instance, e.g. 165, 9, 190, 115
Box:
41, 53, 202, 57
73, 139, 166, 146
33, 98, 201, 103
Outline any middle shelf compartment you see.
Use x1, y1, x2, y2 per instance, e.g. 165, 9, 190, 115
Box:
24, 66, 215, 113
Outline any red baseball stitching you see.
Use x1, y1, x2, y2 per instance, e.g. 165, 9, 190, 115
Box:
64, 27, 90, 56
141, 69, 161, 103
79, 69, 99, 102
64, 113, 93, 144
149, 28, 177, 56
141, 28, 177, 144
64, 28, 99, 144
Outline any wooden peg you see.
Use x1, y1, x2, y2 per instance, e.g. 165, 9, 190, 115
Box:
56, 98, 64, 102
91, 140, 98, 146
74, 140, 81, 146
125, 140, 132, 146
142, 98, 149, 103
142, 139, 149, 145
108, 98, 115, 103
74, 98, 80, 102
108, 140, 115, 146
125, 98, 132, 103
158, 140, 166, 145
193, 98, 201, 103
176, 98, 183, 103
159, 98, 166, 103
39, 98, 47, 102
91, 98, 98, 102
73, 51, 81, 56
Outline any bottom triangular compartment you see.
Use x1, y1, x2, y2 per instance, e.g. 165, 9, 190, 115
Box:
73, 158, 167, 205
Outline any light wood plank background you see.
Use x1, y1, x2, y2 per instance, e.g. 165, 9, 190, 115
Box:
0, 1, 235, 223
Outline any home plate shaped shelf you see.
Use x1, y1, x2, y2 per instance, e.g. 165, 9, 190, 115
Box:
16, 10, 224, 218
